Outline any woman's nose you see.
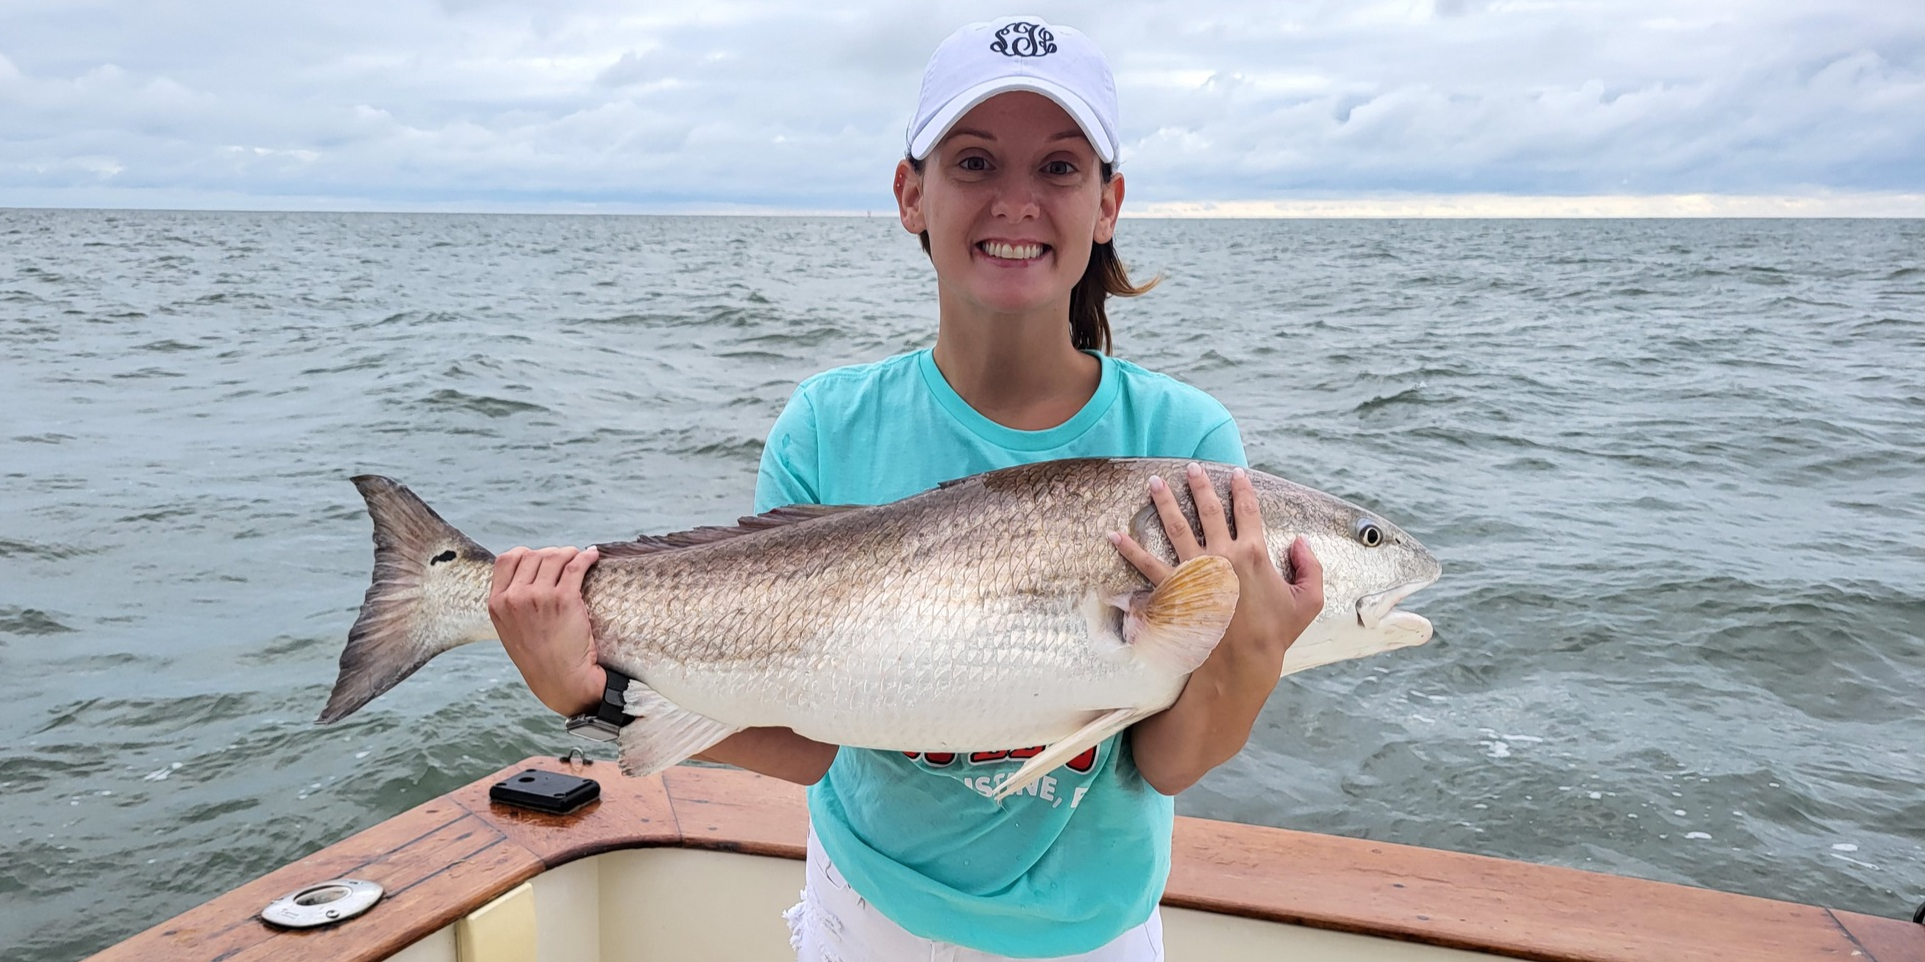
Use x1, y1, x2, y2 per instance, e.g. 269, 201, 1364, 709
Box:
989, 175, 1043, 221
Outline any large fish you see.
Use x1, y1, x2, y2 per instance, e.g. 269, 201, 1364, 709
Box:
320, 459, 1439, 798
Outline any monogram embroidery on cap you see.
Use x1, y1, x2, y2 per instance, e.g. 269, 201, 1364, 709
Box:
990, 22, 1057, 57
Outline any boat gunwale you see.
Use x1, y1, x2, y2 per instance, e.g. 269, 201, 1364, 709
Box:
82, 755, 1925, 962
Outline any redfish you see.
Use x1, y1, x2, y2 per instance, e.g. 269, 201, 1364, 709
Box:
320, 459, 1439, 799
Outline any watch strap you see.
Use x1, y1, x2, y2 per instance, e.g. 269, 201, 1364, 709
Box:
592, 666, 633, 728
565, 667, 634, 742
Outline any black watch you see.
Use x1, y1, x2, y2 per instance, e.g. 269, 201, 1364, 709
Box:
565, 667, 633, 742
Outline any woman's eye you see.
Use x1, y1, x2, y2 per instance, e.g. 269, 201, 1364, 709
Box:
959, 156, 989, 172
1044, 161, 1077, 176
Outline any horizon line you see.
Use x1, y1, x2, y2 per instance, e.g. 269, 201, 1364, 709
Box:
4, 190, 1924, 219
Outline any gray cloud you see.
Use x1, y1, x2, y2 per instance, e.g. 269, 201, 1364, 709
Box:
0, 0, 1919, 210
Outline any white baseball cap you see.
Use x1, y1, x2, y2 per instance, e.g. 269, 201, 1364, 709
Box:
906, 17, 1120, 164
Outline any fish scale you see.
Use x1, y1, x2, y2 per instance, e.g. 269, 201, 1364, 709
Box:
321, 458, 1439, 795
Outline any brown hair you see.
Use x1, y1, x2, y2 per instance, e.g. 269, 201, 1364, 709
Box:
906, 157, 1157, 354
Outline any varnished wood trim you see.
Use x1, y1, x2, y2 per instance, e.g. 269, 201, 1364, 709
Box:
85, 756, 1925, 962
661, 765, 808, 859
86, 800, 542, 962
1829, 909, 1925, 962
1163, 814, 1863, 962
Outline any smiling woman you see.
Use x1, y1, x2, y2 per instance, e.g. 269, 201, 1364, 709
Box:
901, 91, 1118, 327
901, 98, 1156, 356
484, 15, 1327, 962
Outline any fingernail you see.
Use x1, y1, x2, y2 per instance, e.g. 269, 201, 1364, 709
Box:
1187, 462, 1202, 476
1107, 530, 1122, 544
1232, 467, 1247, 479
1149, 476, 1166, 493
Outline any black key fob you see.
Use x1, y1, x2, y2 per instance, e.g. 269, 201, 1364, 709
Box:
488, 768, 600, 815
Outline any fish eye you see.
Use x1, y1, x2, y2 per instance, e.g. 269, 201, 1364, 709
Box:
1354, 519, 1384, 548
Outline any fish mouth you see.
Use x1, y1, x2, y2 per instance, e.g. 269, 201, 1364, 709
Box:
1356, 576, 1439, 643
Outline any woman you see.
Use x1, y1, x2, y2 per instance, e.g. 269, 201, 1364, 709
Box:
488, 17, 1324, 961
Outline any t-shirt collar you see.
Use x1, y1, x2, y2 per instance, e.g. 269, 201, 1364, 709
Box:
915, 348, 1119, 451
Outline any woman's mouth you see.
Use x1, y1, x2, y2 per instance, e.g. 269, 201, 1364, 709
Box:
976, 240, 1050, 262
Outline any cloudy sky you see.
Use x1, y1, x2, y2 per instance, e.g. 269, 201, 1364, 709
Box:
2, 0, 1921, 214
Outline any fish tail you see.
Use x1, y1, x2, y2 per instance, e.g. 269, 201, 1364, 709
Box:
317, 476, 498, 724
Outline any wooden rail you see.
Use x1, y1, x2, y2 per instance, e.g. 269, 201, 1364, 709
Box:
86, 755, 1925, 962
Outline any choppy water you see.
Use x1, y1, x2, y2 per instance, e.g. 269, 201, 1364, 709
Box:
2, 210, 1921, 961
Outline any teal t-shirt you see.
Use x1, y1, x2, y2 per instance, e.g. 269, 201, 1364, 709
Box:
754, 348, 1246, 958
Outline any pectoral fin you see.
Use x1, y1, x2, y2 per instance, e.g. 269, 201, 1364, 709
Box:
615, 680, 742, 777
1113, 554, 1240, 676
992, 706, 1156, 801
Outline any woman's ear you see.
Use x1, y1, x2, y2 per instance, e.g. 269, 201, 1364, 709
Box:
895, 158, 926, 235
1093, 171, 1124, 245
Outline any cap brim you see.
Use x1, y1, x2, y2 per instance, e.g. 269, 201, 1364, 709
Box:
908, 77, 1115, 164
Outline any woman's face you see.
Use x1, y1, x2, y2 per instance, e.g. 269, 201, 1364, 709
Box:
896, 91, 1123, 317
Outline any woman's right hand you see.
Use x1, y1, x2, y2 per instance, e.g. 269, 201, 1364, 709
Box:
489, 545, 838, 785
488, 546, 605, 717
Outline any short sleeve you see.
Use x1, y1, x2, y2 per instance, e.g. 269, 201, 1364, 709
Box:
754, 387, 822, 512
1191, 418, 1247, 468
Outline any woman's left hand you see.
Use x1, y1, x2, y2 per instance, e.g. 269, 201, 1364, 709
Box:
1111, 462, 1325, 795
1110, 462, 1324, 659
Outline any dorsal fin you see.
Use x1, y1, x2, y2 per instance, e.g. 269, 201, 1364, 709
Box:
733, 504, 857, 529
592, 504, 861, 558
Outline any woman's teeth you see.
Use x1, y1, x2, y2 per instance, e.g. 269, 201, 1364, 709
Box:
980, 241, 1046, 260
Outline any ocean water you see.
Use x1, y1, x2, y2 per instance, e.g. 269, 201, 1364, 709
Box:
1, 210, 1920, 960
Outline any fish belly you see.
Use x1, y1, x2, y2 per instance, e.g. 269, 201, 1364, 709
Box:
630, 614, 1178, 752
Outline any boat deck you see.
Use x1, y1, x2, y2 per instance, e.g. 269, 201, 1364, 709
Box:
85, 755, 1924, 962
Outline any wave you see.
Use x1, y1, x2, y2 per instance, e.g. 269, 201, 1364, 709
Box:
369, 310, 465, 327
133, 339, 205, 353
420, 388, 550, 418
0, 607, 76, 636
1353, 386, 1426, 413
0, 537, 94, 559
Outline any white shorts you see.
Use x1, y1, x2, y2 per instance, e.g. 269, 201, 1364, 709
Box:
785, 828, 1165, 962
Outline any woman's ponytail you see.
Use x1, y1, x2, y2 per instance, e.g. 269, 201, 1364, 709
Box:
1068, 232, 1155, 354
